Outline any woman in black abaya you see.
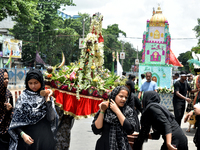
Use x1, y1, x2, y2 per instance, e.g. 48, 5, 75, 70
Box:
133, 91, 188, 150
9, 69, 58, 150
92, 86, 136, 150
0, 69, 13, 150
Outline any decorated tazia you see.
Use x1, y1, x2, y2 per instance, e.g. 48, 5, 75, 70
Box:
44, 13, 127, 100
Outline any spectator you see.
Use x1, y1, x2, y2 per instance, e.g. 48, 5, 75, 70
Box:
138, 72, 158, 99
173, 71, 198, 126
128, 74, 136, 93
141, 74, 146, 86
0, 69, 13, 150
173, 73, 179, 85
121, 71, 127, 79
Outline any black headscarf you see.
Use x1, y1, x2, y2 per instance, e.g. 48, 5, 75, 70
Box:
25, 69, 45, 93
93, 86, 135, 150
134, 91, 174, 149
142, 91, 174, 120
9, 69, 58, 149
0, 69, 13, 135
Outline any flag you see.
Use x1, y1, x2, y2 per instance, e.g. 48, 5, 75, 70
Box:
169, 49, 183, 67
117, 61, 123, 77
35, 51, 46, 65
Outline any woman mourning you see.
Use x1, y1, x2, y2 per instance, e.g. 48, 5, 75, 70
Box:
91, 86, 136, 150
125, 80, 143, 132
9, 69, 57, 150
0, 69, 13, 150
134, 91, 188, 150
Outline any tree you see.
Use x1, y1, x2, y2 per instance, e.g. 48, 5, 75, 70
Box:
193, 18, 200, 45
122, 42, 142, 71
177, 51, 192, 73
10, 0, 75, 65
102, 24, 126, 70
62, 13, 91, 61
0, 0, 39, 26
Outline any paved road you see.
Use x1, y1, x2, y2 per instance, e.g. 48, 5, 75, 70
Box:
70, 114, 196, 150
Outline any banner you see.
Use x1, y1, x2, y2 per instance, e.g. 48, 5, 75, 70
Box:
3, 38, 22, 58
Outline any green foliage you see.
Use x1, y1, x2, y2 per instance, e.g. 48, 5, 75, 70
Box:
0, 0, 39, 26
102, 24, 141, 71
10, 0, 75, 65
193, 18, 200, 45
123, 42, 142, 71
177, 51, 193, 73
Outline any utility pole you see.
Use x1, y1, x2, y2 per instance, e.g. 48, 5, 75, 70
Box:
121, 42, 124, 68
82, 19, 85, 38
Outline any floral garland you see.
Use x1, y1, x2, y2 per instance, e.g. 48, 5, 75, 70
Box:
44, 13, 127, 100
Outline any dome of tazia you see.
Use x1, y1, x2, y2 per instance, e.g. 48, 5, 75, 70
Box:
150, 6, 167, 27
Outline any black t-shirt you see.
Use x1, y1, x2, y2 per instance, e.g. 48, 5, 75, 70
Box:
173, 80, 191, 101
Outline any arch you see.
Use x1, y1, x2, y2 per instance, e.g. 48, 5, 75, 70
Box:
152, 72, 160, 86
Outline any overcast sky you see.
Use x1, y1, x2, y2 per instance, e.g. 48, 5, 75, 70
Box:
60, 0, 200, 57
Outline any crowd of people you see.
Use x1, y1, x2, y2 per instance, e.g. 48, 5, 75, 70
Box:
92, 71, 200, 150
0, 68, 200, 150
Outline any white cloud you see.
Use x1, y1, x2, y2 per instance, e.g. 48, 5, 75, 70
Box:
61, 0, 200, 57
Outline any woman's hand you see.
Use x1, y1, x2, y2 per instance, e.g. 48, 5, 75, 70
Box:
110, 99, 120, 113
22, 133, 34, 145
45, 89, 53, 102
167, 143, 177, 150
99, 101, 109, 112
4, 103, 12, 111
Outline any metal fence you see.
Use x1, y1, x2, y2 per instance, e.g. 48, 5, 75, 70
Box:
2, 67, 46, 85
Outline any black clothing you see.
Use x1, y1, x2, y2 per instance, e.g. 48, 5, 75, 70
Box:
173, 100, 185, 126
92, 118, 133, 150
134, 91, 188, 150
25, 69, 45, 93
0, 69, 13, 149
173, 80, 191, 100
14, 101, 56, 150
173, 80, 191, 126
126, 93, 142, 131
128, 79, 135, 93
92, 86, 135, 150
194, 115, 200, 149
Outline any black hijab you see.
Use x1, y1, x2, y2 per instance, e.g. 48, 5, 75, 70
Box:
134, 91, 174, 149
0, 69, 13, 135
93, 86, 135, 150
142, 91, 174, 120
25, 69, 45, 93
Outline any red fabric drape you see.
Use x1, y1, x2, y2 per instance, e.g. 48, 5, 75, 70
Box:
169, 49, 183, 67
54, 89, 103, 119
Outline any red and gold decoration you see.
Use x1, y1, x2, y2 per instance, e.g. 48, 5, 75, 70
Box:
44, 13, 127, 119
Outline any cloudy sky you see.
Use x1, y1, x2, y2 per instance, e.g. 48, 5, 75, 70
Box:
61, 0, 200, 57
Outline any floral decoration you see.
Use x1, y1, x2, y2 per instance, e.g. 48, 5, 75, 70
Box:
44, 13, 126, 100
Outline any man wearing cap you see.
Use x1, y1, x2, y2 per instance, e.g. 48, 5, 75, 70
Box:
173, 71, 199, 126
